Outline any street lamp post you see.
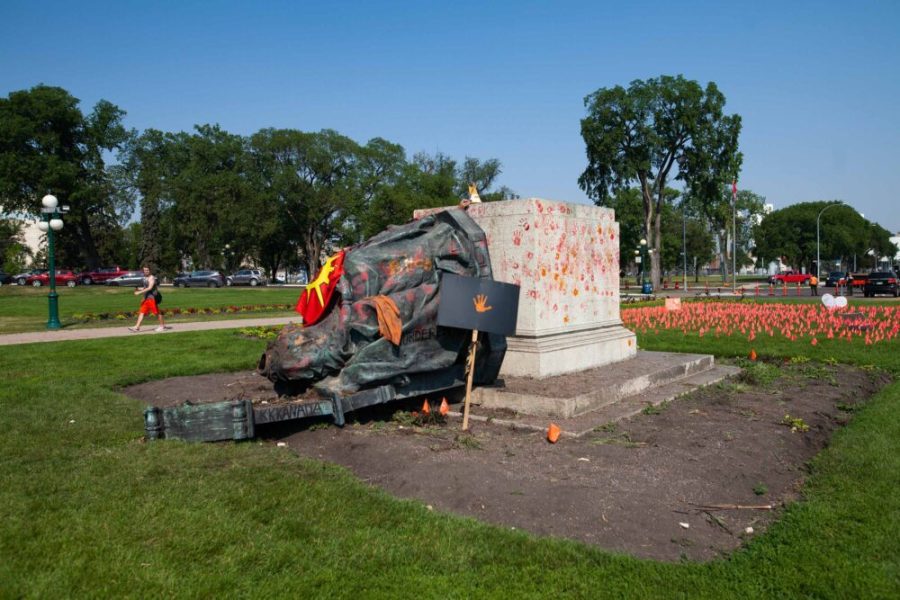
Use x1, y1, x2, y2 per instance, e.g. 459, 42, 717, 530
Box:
633, 249, 640, 288
682, 210, 688, 292
732, 203, 737, 294
639, 238, 652, 294
37, 194, 66, 330
816, 202, 844, 281
675, 154, 688, 292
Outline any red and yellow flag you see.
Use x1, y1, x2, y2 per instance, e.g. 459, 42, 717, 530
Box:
296, 251, 345, 326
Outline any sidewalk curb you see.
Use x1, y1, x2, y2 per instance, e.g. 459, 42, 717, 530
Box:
0, 316, 299, 346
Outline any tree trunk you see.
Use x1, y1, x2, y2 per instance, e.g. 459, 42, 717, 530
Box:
77, 209, 101, 270
638, 174, 661, 288
139, 193, 161, 270
652, 203, 662, 288
196, 236, 209, 270
304, 229, 322, 280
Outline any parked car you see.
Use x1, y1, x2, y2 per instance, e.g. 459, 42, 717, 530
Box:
25, 269, 79, 287
12, 269, 47, 286
226, 268, 268, 287
79, 266, 128, 285
848, 272, 869, 290
106, 271, 146, 287
823, 271, 847, 287
173, 270, 226, 288
0, 271, 12, 285
863, 271, 898, 297
768, 271, 811, 285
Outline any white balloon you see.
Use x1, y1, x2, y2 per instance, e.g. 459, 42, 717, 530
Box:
835, 296, 848, 309
821, 293, 835, 308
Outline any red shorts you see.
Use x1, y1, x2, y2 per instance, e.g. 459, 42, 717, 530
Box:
139, 297, 158, 315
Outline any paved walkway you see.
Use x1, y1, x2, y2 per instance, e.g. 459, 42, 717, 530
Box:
0, 316, 299, 346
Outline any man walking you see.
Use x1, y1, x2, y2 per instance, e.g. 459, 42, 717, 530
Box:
809, 274, 819, 296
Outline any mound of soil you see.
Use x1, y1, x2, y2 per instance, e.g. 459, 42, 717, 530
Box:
124, 362, 891, 562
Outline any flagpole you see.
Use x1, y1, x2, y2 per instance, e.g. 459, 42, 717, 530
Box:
732, 181, 737, 294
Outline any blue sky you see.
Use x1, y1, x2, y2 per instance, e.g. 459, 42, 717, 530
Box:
2, 0, 898, 232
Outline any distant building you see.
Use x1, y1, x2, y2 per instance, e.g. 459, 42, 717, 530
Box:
20, 219, 43, 263
1, 210, 43, 266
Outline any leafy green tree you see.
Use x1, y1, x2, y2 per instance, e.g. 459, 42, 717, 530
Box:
684, 187, 766, 281
660, 204, 687, 274
165, 125, 254, 269
118, 222, 142, 270
684, 217, 716, 281
457, 156, 516, 202
0, 217, 31, 273
249, 128, 362, 277
752, 201, 895, 273
456, 157, 500, 197
355, 150, 514, 241
579, 75, 742, 288
359, 152, 457, 240
115, 128, 172, 270
864, 223, 897, 270
0, 85, 130, 269
607, 188, 645, 268
411, 152, 459, 199
345, 137, 407, 243
734, 190, 767, 271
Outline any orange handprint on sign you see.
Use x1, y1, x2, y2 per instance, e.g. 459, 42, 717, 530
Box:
473, 294, 492, 313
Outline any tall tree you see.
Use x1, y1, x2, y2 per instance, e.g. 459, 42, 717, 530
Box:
684, 186, 766, 281
456, 157, 501, 197
579, 75, 742, 288
345, 137, 407, 243
250, 128, 362, 277
115, 128, 172, 270
0, 85, 129, 268
165, 125, 253, 269
863, 222, 897, 270
608, 188, 645, 266
751, 201, 895, 272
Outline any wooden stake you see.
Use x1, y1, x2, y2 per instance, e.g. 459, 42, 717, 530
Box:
689, 503, 774, 511
461, 328, 479, 431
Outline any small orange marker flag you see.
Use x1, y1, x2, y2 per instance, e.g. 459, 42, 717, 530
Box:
547, 423, 561, 443
749, 349, 757, 361
421, 400, 431, 415
439, 398, 449, 416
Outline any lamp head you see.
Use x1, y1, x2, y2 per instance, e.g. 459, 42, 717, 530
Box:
38, 221, 49, 232
49, 218, 64, 231
41, 194, 58, 209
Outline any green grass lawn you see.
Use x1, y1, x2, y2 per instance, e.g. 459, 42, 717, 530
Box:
0, 285, 301, 333
1, 303, 898, 597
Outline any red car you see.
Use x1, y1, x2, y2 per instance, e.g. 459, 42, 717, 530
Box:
768, 271, 811, 285
25, 269, 79, 288
78, 266, 127, 285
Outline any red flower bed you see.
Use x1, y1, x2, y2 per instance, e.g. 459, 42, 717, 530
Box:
622, 301, 900, 346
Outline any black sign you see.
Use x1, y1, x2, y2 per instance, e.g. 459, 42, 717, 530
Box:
437, 274, 520, 336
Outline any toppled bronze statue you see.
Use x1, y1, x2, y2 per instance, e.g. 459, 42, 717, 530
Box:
258, 208, 505, 397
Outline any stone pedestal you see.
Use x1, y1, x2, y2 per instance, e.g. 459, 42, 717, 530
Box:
416, 198, 636, 378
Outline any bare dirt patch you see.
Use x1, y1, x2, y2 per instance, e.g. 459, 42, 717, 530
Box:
124, 361, 891, 562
